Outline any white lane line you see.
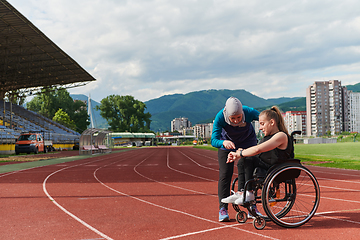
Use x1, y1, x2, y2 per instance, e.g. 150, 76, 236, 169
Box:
176, 148, 237, 177
43, 158, 114, 240
0, 165, 49, 178
93, 161, 279, 240
316, 177, 360, 184
131, 148, 277, 239
159, 223, 245, 240
315, 209, 360, 225
41, 152, 135, 240
133, 151, 215, 196
111, 149, 359, 240
176, 149, 219, 173
166, 150, 216, 182
311, 168, 360, 178
319, 195, 360, 204
186, 149, 218, 162
167, 148, 360, 231
319, 183, 360, 193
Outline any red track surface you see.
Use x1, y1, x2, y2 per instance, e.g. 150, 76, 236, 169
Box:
0, 147, 359, 239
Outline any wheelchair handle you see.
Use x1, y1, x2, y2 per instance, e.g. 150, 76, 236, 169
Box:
290, 131, 301, 138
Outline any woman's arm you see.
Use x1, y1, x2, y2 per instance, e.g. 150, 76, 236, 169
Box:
211, 110, 237, 149
211, 110, 226, 148
227, 132, 288, 163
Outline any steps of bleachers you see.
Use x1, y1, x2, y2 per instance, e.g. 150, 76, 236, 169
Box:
0, 100, 80, 143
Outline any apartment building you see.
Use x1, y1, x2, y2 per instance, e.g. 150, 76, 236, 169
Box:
306, 80, 348, 136
193, 123, 213, 139
171, 117, 192, 132
349, 91, 360, 133
283, 111, 306, 135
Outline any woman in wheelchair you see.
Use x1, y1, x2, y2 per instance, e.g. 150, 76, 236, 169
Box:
222, 106, 293, 207
221, 106, 319, 229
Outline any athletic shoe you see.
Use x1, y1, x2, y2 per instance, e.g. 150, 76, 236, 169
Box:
247, 205, 261, 219
219, 207, 230, 222
221, 190, 242, 204
234, 191, 255, 205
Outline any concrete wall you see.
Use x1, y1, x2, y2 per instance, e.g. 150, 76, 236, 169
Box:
303, 138, 337, 144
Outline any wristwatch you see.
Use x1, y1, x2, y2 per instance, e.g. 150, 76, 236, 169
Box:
240, 149, 244, 158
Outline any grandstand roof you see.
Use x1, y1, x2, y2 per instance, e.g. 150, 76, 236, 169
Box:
0, 0, 95, 95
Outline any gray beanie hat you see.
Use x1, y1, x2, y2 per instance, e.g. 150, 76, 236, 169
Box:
223, 97, 245, 126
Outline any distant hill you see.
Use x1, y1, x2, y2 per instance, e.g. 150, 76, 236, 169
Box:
71, 90, 302, 132
256, 97, 306, 112
346, 82, 360, 92
144, 89, 300, 131
70, 82, 359, 132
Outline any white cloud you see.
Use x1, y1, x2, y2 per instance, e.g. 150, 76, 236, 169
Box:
7, 0, 360, 102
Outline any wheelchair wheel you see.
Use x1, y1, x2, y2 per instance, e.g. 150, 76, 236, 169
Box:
262, 165, 320, 228
231, 177, 241, 212
253, 216, 266, 230
236, 211, 248, 223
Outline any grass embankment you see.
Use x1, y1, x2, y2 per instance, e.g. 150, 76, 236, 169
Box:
0, 152, 59, 162
194, 142, 360, 170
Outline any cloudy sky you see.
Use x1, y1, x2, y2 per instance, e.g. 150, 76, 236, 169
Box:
8, 0, 360, 102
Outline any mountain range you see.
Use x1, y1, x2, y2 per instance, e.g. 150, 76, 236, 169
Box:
144, 89, 303, 131
70, 82, 360, 132
71, 90, 303, 131
347, 82, 360, 92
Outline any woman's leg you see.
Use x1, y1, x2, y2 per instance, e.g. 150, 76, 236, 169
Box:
218, 149, 233, 210
237, 157, 246, 192
239, 156, 270, 191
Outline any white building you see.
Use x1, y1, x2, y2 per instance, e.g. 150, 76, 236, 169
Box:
193, 123, 213, 139
349, 91, 360, 133
180, 127, 195, 136
171, 117, 192, 132
283, 111, 306, 135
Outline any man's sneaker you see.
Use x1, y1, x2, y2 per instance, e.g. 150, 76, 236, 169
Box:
247, 205, 261, 219
219, 207, 230, 222
234, 191, 255, 205
221, 190, 242, 204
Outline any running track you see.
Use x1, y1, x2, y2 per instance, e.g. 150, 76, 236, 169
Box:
0, 147, 359, 239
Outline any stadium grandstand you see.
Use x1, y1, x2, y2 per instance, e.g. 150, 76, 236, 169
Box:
0, 0, 96, 153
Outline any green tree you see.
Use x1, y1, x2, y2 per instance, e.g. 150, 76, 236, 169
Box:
97, 95, 151, 132
53, 109, 76, 131
27, 87, 57, 118
5, 90, 26, 106
26, 87, 89, 132
72, 100, 90, 132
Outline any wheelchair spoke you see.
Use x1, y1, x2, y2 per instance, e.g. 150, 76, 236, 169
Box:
262, 165, 320, 228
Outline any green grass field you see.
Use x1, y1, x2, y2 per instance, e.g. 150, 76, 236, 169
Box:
294, 142, 360, 170
194, 142, 360, 170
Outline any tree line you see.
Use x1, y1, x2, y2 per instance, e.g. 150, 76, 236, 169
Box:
25, 87, 152, 133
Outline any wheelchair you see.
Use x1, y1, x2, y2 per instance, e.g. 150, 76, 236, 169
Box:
231, 131, 320, 230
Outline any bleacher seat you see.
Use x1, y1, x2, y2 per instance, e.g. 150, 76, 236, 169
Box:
0, 100, 80, 144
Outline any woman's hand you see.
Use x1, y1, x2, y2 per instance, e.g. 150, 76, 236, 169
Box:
227, 151, 240, 163
222, 140, 235, 149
